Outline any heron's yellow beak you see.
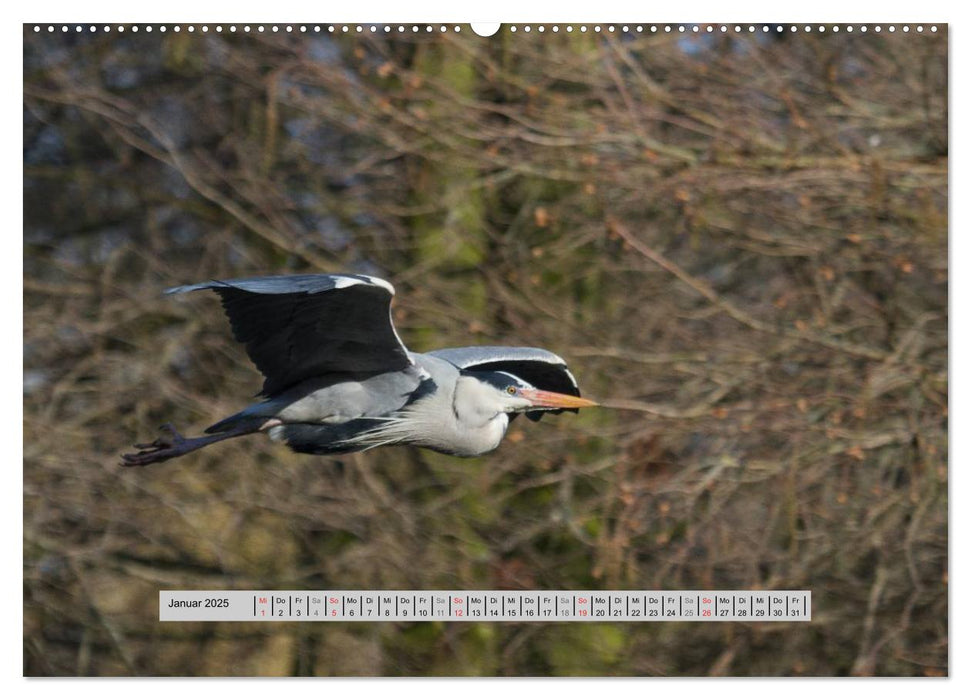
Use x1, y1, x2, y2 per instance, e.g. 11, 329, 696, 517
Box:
520, 388, 599, 409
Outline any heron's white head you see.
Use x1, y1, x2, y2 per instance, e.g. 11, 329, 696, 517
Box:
459, 370, 598, 419
375, 369, 598, 457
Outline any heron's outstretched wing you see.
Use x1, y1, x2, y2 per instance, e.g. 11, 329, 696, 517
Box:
427, 346, 582, 421
167, 274, 412, 396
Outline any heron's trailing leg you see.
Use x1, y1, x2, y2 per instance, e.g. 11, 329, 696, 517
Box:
121, 423, 254, 467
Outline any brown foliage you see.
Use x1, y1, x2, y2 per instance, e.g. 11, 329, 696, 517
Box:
24, 25, 947, 676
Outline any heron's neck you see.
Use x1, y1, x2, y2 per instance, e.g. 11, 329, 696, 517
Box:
346, 376, 511, 457
402, 377, 510, 456
432, 409, 509, 457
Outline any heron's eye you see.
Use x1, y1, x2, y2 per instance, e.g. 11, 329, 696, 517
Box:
506, 386, 517, 395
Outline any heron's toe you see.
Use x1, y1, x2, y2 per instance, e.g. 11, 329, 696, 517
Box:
120, 452, 151, 467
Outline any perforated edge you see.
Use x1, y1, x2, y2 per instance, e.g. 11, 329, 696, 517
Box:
28, 23, 942, 35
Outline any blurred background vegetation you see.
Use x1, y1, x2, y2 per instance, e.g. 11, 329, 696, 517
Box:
23, 24, 947, 676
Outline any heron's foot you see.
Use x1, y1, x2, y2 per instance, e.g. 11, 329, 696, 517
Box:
121, 424, 190, 467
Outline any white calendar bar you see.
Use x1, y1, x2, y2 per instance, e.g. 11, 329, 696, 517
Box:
160, 590, 811, 622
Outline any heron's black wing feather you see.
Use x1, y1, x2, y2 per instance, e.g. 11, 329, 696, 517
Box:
167, 274, 411, 395
428, 346, 582, 419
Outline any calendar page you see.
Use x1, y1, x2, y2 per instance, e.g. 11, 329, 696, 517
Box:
23, 17, 947, 679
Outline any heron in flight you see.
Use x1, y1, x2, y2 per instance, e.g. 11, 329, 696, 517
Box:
122, 273, 597, 466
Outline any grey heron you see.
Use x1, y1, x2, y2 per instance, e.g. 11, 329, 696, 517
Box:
122, 273, 597, 466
